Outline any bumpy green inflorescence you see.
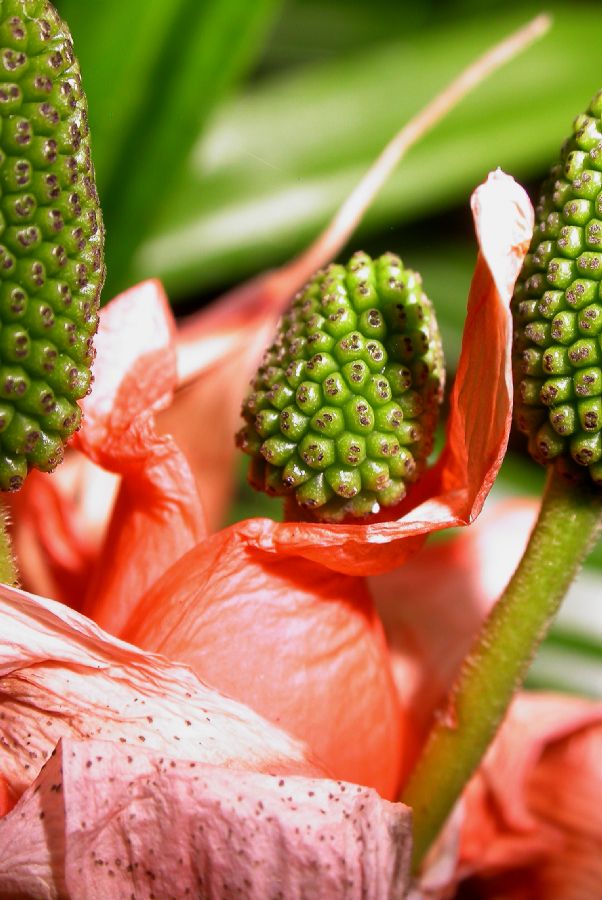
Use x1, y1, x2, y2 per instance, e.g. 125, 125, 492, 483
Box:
0, 0, 103, 491
237, 252, 444, 522
513, 89, 602, 484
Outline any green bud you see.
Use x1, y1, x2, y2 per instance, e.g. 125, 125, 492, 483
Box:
237, 252, 444, 521
0, 0, 104, 491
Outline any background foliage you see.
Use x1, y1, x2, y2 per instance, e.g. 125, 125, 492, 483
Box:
54, 0, 602, 695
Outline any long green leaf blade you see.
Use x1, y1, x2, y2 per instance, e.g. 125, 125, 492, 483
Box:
136, 5, 602, 296
56, 0, 281, 298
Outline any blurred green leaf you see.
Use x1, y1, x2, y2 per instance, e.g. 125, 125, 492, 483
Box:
491, 451, 602, 570
548, 629, 602, 662
55, 0, 188, 193
55, 0, 281, 298
262, 0, 528, 71
527, 644, 602, 697
135, 4, 602, 297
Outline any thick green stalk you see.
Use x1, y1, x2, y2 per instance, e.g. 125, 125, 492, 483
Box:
0, 506, 17, 587
402, 464, 602, 871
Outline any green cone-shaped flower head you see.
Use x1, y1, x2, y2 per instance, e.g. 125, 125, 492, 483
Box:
0, 0, 104, 491
513, 89, 602, 484
237, 251, 444, 522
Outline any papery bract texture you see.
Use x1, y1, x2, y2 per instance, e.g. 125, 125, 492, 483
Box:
455, 693, 602, 900
0, 739, 412, 900
0, 583, 326, 803
125, 528, 407, 800
8, 281, 207, 630
0, 775, 14, 819
7, 460, 105, 608
158, 312, 277, 531
0, 585, 413, 899
76, 280, 207, 633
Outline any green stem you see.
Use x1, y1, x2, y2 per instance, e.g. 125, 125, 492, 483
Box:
0, 504, 18, 586
402, 464, 602, 871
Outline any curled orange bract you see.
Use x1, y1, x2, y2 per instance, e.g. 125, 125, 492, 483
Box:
4, 171, 532, 803
3, 171, 569, 900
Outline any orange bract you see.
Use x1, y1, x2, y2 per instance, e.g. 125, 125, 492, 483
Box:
3, 171, 532, 801
124, 530, 407, 799
457, 694, 602, 899
6, 169, 595, 899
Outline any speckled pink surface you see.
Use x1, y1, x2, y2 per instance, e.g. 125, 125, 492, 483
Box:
0, 584, 412, 899
0, 738, 411, 900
